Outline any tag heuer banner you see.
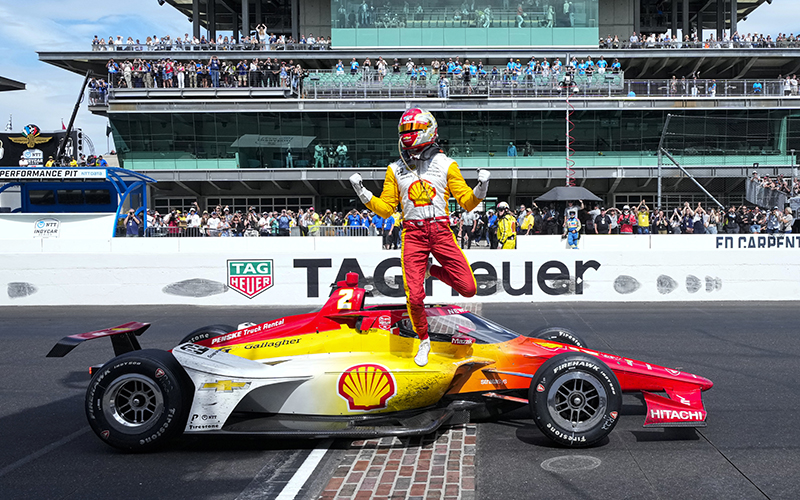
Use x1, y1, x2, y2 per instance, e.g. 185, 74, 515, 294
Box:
227, 260, 274, 298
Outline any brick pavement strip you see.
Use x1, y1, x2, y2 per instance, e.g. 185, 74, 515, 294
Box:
320, 424, 476, 500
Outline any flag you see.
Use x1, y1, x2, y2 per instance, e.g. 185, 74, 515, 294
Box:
61, 119, 66, 130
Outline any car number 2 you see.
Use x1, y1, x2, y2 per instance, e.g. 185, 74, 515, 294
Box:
337, 289, 354, 310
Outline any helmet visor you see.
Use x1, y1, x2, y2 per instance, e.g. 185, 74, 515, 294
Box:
399, 121, 426, 134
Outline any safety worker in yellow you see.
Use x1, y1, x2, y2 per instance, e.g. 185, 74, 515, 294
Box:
496, 201, 517, 249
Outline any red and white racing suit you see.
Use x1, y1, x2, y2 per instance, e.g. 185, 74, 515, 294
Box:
365, 148, 483, 340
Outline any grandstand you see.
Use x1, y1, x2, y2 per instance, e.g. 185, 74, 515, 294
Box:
39, 0, 799, 213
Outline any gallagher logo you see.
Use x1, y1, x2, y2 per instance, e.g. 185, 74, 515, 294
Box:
227, 260, 274, 298
338, 364, 396, 411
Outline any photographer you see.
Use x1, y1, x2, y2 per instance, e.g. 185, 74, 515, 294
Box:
124, 209, 141, 237
618, 205, 637, 234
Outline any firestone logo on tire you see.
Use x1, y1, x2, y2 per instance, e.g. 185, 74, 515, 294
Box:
227, 260, 274, 298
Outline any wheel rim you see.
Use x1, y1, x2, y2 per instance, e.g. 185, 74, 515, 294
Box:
103, 374, 164, 433
547, 371, 607, 433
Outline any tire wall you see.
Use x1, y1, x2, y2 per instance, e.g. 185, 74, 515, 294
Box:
1, 234, 799, 306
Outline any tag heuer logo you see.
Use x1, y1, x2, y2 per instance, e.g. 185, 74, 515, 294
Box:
227, 260, 273, 298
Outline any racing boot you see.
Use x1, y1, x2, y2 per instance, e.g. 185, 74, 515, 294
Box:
415, 338, 431, 367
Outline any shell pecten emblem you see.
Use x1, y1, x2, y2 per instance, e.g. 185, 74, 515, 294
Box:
408, 179, 436, 207
338, 364, 397, 411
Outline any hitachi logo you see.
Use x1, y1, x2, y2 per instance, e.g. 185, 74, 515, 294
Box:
650, 409, 704, 420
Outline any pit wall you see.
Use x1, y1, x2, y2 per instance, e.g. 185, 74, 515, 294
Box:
2, 234, 799, 306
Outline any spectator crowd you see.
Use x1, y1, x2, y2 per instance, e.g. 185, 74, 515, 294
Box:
601, 30, 800, 49
91, 31, 330, 52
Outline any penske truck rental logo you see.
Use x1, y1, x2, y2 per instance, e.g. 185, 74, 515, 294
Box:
227, 260, 274, 298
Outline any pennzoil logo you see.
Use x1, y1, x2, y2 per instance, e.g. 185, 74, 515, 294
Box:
408, 179, 436, 207
228, 260, 273, 298
338, 364, 396, 411
200, 380, 251, 392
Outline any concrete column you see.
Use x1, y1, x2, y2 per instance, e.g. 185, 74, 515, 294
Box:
292, 0, 299, 42
208, 0, 216, 41
682, 0, 690, 39
672, 0, 678, 38
242, 0, 250, 39
255, 0, 262, 25
633, 0, 640, 37
716, 0, 724, 41
192, 0, 200, 39
730, 0, 738, 36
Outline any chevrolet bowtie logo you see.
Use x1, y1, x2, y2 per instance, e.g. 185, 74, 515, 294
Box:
200, 380, 250, 392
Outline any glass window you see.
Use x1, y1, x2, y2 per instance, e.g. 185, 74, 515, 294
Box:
57, 190, 84, 205
85, 190, 112, 205
29, 190, 55, 206
395, 311, 519, 344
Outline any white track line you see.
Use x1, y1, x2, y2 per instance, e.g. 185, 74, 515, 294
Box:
0, 427, 89, 478
274, 439, 331, 500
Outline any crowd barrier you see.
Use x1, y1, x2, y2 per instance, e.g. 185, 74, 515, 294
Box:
2, 234, 799, 307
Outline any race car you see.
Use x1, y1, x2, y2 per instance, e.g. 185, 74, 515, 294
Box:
48, 273, 713, 451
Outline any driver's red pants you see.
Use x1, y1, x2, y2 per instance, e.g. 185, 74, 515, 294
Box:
401, 218, 477, 340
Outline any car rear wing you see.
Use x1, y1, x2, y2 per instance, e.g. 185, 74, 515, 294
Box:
46, 322, 150, 358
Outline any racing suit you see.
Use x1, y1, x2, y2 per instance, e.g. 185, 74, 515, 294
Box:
565, 216, 581, 248
497, 213, 517, 249
360, 147, 486, 340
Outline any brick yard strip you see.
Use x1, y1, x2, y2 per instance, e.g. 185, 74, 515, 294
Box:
319, 424, 477, 500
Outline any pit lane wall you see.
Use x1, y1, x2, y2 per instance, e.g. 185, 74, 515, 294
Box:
1, 234, 799, 306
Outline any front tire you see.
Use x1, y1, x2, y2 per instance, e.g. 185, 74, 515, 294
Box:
529, 353, 621, 447
179, 324, 235, 345
85, 349, 193, 451
530, 326, 587, 348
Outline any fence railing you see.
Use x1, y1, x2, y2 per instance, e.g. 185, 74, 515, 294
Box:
136, 225, 371, 237
600, 40, 800, 50
93, 41, 329, 52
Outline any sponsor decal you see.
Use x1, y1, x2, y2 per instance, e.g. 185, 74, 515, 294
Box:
665, 368, 682, 376
481, 379, 507, 385
191, 413, 218, 422
609, 411, 618, 420
649, 409, 705, 421
408, 179, 437, 207
211, 319, 287, 345
338, 364, 396, 411
227, 260, 274, 298
536, 384, 545, 393
243, 338, 300, 349
179, 343, 211, 355
33, 218, 59, 238
536, 341, 564, 351
0, 168, 107, 179
200, 380, 251, 393
100, 430, 109, 439
716, 235, 800, 250
154, 368, 165, 379
451, 335, 475, 346
378, 315, 392, 331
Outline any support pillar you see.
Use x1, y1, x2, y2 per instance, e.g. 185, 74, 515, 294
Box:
633, 0, 641, 37
242, 0, 250, 39
682, 0, 690, 40
730, 0, 738, 36
255, 0, 262, 26
716, 0, 724, 41
192, 0, 200, 39
208, 0, 216, 41
292, 0, 299, 42
672, 0, 678, 38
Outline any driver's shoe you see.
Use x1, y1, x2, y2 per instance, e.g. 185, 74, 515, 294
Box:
414, 338, 431, 367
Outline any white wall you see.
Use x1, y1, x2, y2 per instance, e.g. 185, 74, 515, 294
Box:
2, 234, 799, 306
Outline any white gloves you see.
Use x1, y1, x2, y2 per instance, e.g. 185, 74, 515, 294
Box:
473, 169, 490, 199
349, 173, 374, 205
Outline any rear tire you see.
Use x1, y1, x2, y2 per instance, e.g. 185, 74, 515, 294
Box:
179, 324, 235, 345
530, 326, 587, 348
529, 353, 621, 447
85, 349, 193, 451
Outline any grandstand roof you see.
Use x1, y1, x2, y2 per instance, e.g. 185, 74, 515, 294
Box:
0, 76, 25, 92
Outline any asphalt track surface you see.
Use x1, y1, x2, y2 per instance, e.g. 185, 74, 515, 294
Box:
0, 302, 797, 500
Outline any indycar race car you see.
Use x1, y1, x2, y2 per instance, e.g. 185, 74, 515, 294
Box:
49, 273, 713, 451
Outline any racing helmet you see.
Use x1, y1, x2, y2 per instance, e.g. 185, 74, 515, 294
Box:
398, 108, 438, 150
497, 201, 510, 211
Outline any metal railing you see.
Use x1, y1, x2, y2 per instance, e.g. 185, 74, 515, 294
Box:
92, 41, 329, 52
600, 40, 800, 50
136, 224, 371, 237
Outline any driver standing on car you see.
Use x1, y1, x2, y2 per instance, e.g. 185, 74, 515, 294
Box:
349, 108, 490, 367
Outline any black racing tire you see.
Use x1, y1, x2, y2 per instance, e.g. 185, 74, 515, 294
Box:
530, 326, 587, 348
529, 353, 621, 447
179, 324, 235, 345
85, 349, 193, 452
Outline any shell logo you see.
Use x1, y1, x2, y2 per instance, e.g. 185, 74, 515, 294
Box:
408, 179, 436, 207
338, 364, 396, 411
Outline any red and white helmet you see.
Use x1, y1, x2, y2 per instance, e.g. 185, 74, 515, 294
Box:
398, 108, 438, 151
